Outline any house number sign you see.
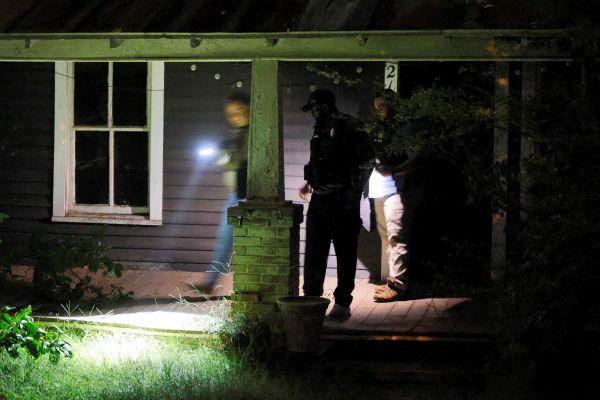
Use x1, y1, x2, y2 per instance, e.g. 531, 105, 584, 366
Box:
384, 62, 398, 93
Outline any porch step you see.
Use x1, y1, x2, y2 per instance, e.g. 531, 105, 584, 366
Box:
322, 335, 495, 385
271, 333, 498, 388
318, 360, 486, 386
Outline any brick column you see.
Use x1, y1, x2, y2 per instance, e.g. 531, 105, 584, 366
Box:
228, 201, 303, 316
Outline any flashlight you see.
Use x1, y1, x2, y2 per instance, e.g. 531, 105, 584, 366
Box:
198, 147, 216, 157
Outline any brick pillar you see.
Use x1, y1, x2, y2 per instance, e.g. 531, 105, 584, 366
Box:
228, 200, 303, 316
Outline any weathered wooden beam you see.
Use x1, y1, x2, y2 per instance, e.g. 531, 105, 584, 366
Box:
246, 59, 284, 202
492, 61, 510, 275
520, 62, 539, 215
0, 30, 570, 61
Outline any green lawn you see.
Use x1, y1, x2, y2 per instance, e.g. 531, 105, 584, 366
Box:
0, 328, 305, 400
0, 322, 530, 400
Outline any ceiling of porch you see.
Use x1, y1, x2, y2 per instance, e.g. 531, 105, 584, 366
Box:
0, 0, 579, 34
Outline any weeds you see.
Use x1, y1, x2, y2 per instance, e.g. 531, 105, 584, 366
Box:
0, 327, 307, 400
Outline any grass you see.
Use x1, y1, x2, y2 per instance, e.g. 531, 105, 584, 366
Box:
0, 327, 306, 400
0, 324, 557, 400
0, 310, 556, 400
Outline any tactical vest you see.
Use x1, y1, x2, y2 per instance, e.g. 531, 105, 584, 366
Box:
304, 113, 363, 194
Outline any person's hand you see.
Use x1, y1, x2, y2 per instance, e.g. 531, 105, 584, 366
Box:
299, 183, 312, 201
215, 152, 231, 166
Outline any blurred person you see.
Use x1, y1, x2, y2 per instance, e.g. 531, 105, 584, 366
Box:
212, 93, 250, 267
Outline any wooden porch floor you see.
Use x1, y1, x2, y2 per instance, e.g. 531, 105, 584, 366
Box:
25, 273, 493, 339
320, 278, 493, 338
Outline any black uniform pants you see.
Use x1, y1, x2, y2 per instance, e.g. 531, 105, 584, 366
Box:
303, 191, 362, 308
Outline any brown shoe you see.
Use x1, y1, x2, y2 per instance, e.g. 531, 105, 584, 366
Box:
373, 278, 397, 293
373, 286, 406, 302
373, 283, 389, 292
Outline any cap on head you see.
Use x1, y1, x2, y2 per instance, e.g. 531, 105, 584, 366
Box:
302, 88, 336, 112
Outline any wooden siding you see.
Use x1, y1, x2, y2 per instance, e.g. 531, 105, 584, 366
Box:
0, 61, 382, 278
280, 62, 382, 279
0, 61, 239, 272
0, 62, 55, 262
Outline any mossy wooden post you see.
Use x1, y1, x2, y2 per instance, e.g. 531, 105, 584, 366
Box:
228, 59, 303, 319
491, 62, 509, 279
247, 59, 284, 201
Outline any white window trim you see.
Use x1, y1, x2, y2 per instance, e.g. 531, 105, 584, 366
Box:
52, 61, 164, 225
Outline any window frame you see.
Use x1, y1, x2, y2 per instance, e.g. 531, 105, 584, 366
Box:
52, 61, 164, 225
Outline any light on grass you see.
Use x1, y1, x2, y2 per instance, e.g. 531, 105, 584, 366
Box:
79, 332, 159, 362
65, 310, 225, 332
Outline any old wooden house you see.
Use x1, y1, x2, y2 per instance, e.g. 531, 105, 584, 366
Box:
0, 1, 571, 323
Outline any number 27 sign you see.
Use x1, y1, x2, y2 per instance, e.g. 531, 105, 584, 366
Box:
385, 62, 398, 93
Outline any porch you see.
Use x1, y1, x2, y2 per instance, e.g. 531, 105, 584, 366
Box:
0, 29, 567, 341
13, 270, 494, 341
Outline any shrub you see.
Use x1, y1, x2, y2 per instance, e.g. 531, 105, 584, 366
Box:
495, 27, 600, 395
0, 305, 72, 363
30, 230, 132, 303
361, 71, 498, 290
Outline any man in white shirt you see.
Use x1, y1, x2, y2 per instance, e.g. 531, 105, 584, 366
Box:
368, 92, 410, 302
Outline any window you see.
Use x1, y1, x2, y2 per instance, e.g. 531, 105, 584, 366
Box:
53, 61, 164, 225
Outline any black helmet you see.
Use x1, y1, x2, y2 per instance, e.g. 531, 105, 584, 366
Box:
301, 88, 336, 112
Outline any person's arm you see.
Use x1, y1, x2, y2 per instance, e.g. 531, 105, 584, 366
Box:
215, 138, 238, 169
375, 152, 426, 177
393, 158, 421, 176
215, 151, 231, 166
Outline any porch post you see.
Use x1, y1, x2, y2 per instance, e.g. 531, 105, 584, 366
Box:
491, 62, 509, 277
228, 59, 303, 318
520, 62, 539, 214
246, 59, 285, 201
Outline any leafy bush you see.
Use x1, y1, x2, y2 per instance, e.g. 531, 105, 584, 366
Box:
30, 230, 131, 303
358, 70, 498, 290
0, 305, 72, 363
494, 27, 600, 396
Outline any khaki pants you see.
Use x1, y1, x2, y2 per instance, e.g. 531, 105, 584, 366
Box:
373, 193, 407, 290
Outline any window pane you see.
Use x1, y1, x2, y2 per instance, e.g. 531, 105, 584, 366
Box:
113, 63, 148, 126
114, 131, 148, 207
74, 63, 108, 126
75, 131, 109, 204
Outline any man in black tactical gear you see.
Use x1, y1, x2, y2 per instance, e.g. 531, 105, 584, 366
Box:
299, 88, 372, 321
